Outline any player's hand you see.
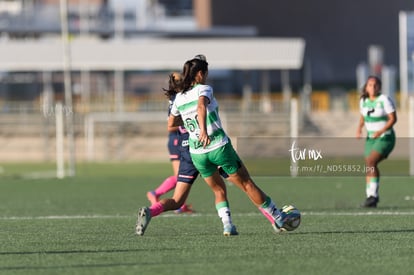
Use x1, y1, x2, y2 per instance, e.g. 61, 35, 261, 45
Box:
372, 131, 382, 139
198, 131, 210, 148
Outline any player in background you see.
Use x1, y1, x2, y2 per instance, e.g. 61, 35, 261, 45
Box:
136, 66, 238, 236
146, 56, 292, 233
146, 72, 193, 213
356, 76, 397, 208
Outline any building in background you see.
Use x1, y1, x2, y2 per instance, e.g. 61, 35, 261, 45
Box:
0, 0, 412, 164
209, 0, 414, 88
1, 0, 414, 98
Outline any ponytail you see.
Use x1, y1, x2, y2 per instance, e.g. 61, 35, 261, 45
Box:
182, 61, 194, 92
163, 72, 183, 100
181, 58, 209, 92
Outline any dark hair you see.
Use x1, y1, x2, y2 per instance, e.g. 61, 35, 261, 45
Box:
163, 72, 183, 100
194, 54, 207, 62
360, 75, 382, 100
181, 58, 209, 92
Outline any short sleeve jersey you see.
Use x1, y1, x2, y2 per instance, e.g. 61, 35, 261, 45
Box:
359, 94, 395, 138
170, 84, 228, 154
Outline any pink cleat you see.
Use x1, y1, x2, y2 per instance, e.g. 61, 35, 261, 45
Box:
175, 204, 194, 214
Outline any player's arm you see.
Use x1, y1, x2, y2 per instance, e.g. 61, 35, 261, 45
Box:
373, 111, 397, 138
372, 96, 397, 138
356, 115, 364, 139
168, 114, 183, 132
197, 96, 210, 148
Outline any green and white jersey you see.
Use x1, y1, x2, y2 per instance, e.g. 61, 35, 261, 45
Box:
359, 94, 395, 138
170, 84, 228, 154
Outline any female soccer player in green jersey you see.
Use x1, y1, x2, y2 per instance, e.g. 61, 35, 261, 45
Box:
167, 56, 294, 233
136, 67, 238, 237
356, 76, 397, 208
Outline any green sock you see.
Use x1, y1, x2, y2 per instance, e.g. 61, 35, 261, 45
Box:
260, 196, 272, 208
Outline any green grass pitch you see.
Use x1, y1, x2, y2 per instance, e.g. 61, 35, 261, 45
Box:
0, 162, 413, 275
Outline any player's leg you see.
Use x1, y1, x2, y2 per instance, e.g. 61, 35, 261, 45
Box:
196, 143, 284, 232
146, 165, 179, 205
362, 151, 383, 207
174, 140, 196, 213
160, 182, 193, 211
146, 159, 179, 204
217, 143, 287, 231
146, 133, 181, 204
136, 182, 191, 236
362, 135, 395, 208
224, 164, 286, 230
203, 170, 238, 236
152, 153, 198, 214
188, 151, 238, 235
137, 149, 195, 236
174, 169, 195, 213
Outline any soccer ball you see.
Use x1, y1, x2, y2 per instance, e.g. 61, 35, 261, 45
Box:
280, 205, 301, 231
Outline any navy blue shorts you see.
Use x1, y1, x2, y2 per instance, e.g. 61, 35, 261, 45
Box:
167, 131, 181, 161
174, 132, 228, 184
177, 133, 199, 184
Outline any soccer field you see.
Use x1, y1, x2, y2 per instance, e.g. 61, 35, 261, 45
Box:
0, 162, 413, 275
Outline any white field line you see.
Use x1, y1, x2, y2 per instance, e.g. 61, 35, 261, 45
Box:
1, 211, 414, 221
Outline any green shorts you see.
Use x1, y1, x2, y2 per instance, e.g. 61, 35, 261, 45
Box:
365, 131, 395, 158
190, 141, 242, 178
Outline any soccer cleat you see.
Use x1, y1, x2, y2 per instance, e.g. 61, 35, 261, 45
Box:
135, 207, 151, 236
146, 191, 159, 205
223, 224, 239, 236
361, 196, 379, 208
174, 204, 194, 214
272, 211, 288, 233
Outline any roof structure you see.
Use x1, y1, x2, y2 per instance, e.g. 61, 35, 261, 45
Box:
0, 38, 305, 71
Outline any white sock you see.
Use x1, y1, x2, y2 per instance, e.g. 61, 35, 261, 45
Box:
366, 177, 379, 198
216, 202, 232, 227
